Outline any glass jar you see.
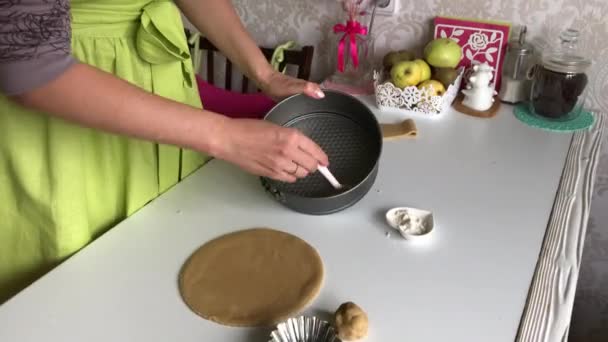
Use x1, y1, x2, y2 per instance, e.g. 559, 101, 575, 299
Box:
529, 29, 591, 119
329, 0, 376, 87
331, 27, 372, 81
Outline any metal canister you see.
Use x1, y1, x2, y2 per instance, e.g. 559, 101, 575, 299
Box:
498, 26, 536, 104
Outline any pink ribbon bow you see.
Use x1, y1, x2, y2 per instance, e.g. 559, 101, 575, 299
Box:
333, 20, 368, 72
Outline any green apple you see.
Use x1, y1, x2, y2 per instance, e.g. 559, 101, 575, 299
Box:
413, 59, 431, 82
383, 50, 415, 70
423, 38, 462, 68
418, 80, 446, 96
432, 67, 459, 88
390, 61, 422, 89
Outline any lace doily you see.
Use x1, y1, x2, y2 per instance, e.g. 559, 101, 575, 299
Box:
373, 68, 465, 116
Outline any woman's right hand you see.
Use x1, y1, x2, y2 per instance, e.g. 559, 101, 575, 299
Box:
211, 118, 329, 183
6, 62, 324, 185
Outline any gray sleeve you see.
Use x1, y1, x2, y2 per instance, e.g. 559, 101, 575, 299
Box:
0, 0, 76, 96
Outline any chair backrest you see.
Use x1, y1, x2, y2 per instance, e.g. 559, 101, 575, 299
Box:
185, 30, 314, 93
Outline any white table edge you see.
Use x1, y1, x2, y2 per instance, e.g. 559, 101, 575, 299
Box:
515, 111, 605, 342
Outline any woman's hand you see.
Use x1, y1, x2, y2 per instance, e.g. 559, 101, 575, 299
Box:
211, 117, 329, 183
14, 63, 326, 185
214, 70, 329, 183
175, 0, 329, 182
257, 69, 325, 101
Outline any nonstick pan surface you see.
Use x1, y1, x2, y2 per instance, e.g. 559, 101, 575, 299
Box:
261, 90, 382, 215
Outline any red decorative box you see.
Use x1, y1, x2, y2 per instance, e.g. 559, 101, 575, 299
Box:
433, 17, 511, 91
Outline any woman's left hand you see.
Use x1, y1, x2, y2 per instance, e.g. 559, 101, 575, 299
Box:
258, 70, 325, 101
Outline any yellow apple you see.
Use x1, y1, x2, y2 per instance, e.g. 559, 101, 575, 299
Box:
413, 59, 431, 83
383, 50, 415, 70
390, 61, 422, 89
418, 80, 446, 96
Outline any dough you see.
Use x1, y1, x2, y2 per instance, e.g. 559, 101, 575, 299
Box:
178, 228, 324, 327
380, 119, 417, 140
334, 302, 369, 341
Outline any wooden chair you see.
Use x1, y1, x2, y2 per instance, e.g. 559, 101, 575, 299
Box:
185, 30, 314, 93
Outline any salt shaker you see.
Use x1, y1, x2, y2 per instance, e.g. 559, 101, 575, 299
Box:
498, 26, 536, 104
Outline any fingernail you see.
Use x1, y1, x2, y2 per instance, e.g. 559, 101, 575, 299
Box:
316, 90, 325, 98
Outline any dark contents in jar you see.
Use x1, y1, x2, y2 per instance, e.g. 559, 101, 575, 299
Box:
531, 66, 587, 118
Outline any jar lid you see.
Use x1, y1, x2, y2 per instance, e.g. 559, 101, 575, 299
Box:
542, 28, 591, 74
542, 54, 591, 74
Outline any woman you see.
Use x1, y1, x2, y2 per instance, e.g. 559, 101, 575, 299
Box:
0, 0, 329, 304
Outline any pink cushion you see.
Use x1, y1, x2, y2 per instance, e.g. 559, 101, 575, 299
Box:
196, 75, 276, 119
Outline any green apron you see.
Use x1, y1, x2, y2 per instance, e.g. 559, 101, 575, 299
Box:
0, 0, 208, 303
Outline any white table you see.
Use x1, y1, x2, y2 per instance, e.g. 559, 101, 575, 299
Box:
0, 98, 603, 342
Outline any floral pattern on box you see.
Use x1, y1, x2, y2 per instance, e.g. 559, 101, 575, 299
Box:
433, 17, 511, 91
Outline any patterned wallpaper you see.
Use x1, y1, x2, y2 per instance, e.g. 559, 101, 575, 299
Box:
230, 0, 608, 115
187, 0, 608, 339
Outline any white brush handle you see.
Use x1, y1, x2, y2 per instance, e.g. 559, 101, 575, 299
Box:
318, 166, 343, 189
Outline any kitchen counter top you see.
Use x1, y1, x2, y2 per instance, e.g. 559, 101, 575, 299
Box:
0, 99, 603, 342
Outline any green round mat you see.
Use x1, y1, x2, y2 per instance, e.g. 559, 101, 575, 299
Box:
514, 103, 595, 133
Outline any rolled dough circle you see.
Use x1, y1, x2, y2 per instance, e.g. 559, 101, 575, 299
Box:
178, 228, 324, 327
